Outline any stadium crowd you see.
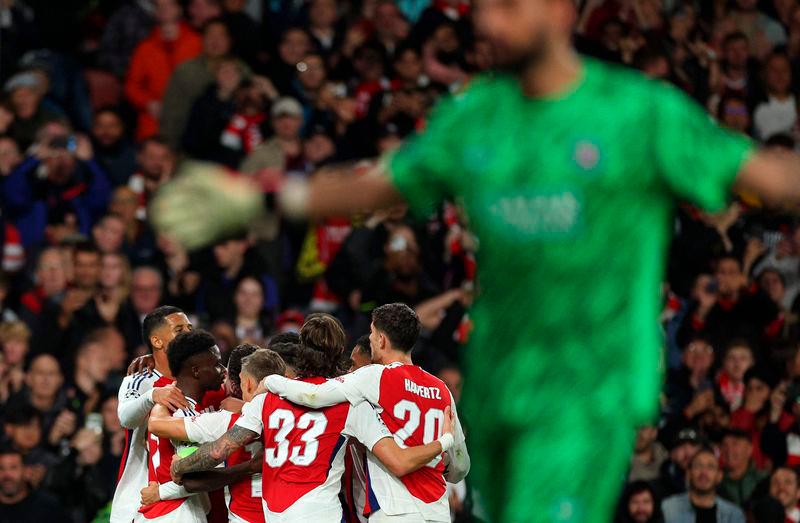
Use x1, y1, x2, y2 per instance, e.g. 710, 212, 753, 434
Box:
3, 0, 800, 522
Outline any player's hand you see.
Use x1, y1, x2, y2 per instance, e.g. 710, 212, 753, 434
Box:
153, 384, 188, 412
170, 454, 184, 485
442, 406, 454, 437
141, 481, 161, 506
220, 397, 244, 413
151, 162, 265, 250
127, 354, 155, 376
246, 448, 264, 474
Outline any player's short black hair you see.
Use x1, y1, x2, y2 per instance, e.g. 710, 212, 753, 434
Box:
141, 306, 183, 350
268, 331, 300, 348
296, 314, 346, 378
371, 303, 420, 353
167, 330, 217, 376
3, 404, 41, 427
269, 341, 301, 370
354, 335, 371, 357
227, 343, 261, 389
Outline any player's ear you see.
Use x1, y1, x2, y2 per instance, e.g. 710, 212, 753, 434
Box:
151, 335, 163, 351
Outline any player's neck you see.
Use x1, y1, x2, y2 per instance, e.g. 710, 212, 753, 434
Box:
519, 45, 583, 99
153, 351, 172, 378
380, 349, 413, 366
174, 377, 202, 404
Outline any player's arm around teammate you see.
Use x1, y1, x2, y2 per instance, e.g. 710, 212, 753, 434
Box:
169, 392, 457, 482
264, 365, 471, 481
147, 404, 263, 494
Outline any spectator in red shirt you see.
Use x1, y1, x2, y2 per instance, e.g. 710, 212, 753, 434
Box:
124, 0, 202, 140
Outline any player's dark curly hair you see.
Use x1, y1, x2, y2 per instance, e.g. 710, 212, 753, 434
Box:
296, 313, 347, 378
227, 343, 261, 393
269, 341, 301, 371
371, 303, 420, 353
167, 330, 216, 376
268, 331, 301, 347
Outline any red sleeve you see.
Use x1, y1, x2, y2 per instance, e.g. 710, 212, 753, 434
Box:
125, 42, 153, 110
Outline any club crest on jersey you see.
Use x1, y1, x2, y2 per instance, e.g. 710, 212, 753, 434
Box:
573, 140, 601, 172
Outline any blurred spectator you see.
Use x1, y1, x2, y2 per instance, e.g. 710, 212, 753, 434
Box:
753, 52, 797, 141
629, 425, 669, 483
766, 466, 800, 520
91, 107, 136, 187
718, 429, 768, 507
724, 0, 787, 56
258, 27, 312, 95
240, 97, 305, 173
6, 354, 75, 452
0, 120, 112, 247
4, 71, 61, 150
127, 136, 175, 220
124, 0, 202, 140
661, 448, 746, 522
666, 337, 715, 424
616, 480, 664, 523
220, 0, 262, 67
117, 266, 163, 351
18, 247, 68, 329
0, 322, 29, 404
0, 135, 23, 177
2, 404, 56, 484
303, 123, 337, 167
677, 255, 779, 351
200, 235, 270, 322
657, 427, 703, 498
714, 32, 758, 105
92, 214, 126, 255
718, 95, 752, 135
718, 341, 755, 412
160, 17, 235, 150
358, 223, 439, 310
228, 275, 271, 346
305, 0, 343, 58
374, 0, 409, 56
97, 0, 156, 79
65, 337, 111, 419
0, 446, 69, 522
187, 0, 222, 31
0, 1, 40, 85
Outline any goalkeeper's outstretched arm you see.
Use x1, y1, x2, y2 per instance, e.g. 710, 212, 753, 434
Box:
280, 162, 404, 219
736, 150, 800, 207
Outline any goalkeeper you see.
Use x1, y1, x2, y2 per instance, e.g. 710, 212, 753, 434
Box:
152, 0, 800, 521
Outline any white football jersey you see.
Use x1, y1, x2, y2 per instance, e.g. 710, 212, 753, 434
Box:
110, 370, 165, 523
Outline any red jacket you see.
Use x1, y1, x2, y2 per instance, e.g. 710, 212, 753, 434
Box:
124, 22, 202, 140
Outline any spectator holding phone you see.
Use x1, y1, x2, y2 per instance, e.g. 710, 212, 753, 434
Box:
0, 119, 111, 247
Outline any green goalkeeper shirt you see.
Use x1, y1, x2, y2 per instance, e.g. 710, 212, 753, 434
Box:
389, 58, 754, 428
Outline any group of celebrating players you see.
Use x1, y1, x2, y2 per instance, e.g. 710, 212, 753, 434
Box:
109, 303, 469, 523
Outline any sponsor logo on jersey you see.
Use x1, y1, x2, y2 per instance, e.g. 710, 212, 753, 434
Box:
488, 190, 582, 238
